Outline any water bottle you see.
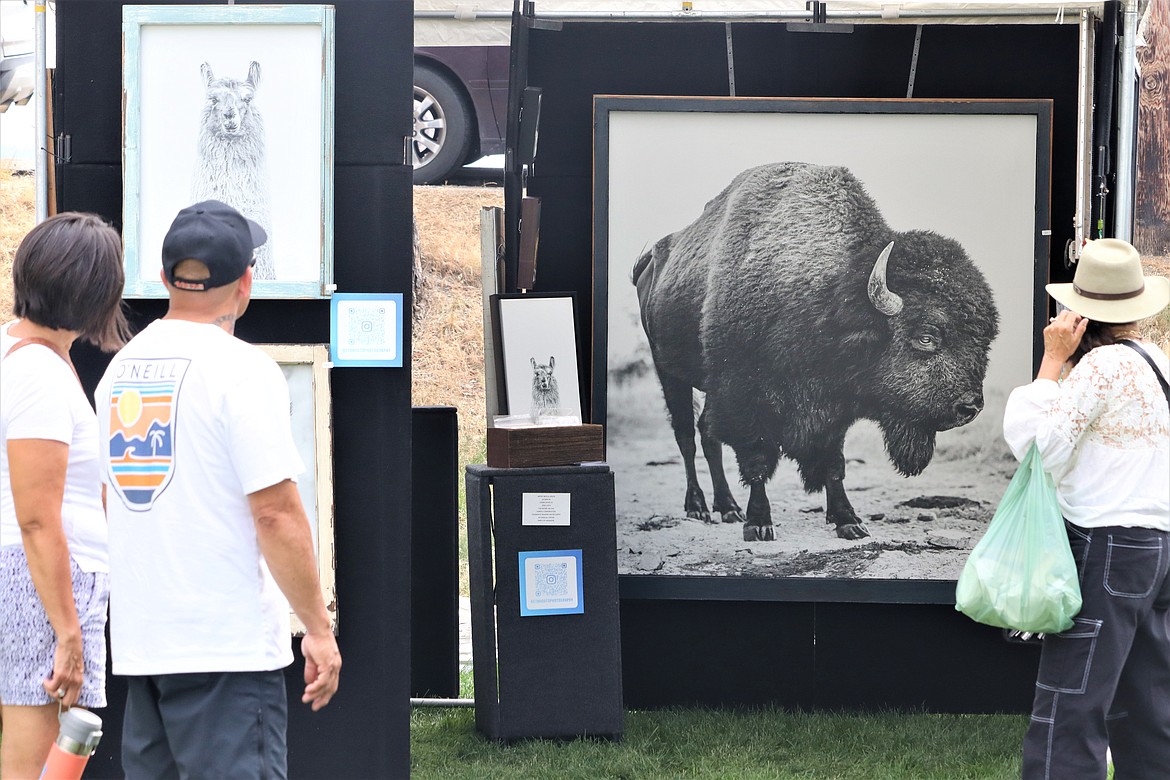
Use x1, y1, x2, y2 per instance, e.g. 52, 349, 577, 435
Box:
40, 708, 102, 780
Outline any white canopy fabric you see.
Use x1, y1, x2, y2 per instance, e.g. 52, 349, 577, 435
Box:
415, 1, 1106, 46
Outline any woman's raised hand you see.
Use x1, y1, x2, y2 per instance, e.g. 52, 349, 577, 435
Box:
1043, 310, 1088, 365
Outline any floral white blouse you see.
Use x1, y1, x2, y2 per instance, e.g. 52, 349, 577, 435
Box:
1003, 341, 1170, 531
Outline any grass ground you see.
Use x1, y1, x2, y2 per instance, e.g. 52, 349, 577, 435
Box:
411, 705, 1030, 779
410, 670, 1031, 779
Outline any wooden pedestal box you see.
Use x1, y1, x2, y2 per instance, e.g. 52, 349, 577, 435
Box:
486, 424, 605, 468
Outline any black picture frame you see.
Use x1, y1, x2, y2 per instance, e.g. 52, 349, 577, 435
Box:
490, 292, 586, 422
592, 96, 1052, 603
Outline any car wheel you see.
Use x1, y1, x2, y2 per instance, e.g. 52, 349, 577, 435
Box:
412, 63, 473, 185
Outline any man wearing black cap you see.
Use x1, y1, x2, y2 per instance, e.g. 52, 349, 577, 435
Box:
96, 200, 341, 778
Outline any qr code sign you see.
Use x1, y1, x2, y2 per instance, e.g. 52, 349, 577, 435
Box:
533, 561, 569, 598
348, 306, 386, 346
335, 296, 402, 365
521, 552, 581, 614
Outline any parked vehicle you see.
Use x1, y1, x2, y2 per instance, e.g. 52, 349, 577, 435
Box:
413, 45, 509, 184
0, 0, 35, 112
412, 2, 512, 184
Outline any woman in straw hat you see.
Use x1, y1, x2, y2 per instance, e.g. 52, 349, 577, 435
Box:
1004, 237, 1170, 779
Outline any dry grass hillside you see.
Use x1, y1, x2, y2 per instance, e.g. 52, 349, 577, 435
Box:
1, 174, 500, 445
1, 170, 35, 315
411, 184, 501, 468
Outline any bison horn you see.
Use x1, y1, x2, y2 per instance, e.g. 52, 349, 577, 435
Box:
868, 241, 903, 317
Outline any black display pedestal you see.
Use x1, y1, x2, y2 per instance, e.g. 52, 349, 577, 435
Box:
465, 463, 624, 742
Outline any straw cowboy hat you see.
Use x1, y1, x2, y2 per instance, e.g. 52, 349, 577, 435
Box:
1047, 238, 1170, 323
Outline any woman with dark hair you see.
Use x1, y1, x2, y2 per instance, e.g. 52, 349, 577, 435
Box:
1, 212, 130, 778
1005, 238, 1170, 779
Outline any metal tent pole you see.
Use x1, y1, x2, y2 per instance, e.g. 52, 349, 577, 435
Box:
1113, 0, 1139, 240
1070, 8, 1096, 263
34, 0, 47, 223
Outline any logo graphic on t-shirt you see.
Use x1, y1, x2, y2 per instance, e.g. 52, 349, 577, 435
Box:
107, 358, 190, 511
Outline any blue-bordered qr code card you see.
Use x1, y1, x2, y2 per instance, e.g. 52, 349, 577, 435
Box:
518, 549, 584, 617
330, 292, 403, 367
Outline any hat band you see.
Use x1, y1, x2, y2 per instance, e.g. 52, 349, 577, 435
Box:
172, 277, 211, 291
1072, 282, 1145, 301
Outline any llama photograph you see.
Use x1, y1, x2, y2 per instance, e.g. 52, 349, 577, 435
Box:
594, 97, 1050, 590
191, 61, 274, 279
529, 356, 561, 422
122, 5, 334, 298
492, 294, 584, 424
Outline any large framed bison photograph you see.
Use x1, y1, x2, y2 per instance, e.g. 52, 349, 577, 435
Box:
593, 96, 1052, 603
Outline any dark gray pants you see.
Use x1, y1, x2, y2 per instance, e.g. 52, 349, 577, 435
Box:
1022, 523, 1170, 780
122, 670, 288, 780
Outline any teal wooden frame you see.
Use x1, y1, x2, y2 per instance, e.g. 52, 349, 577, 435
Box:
122, 4, 335, 299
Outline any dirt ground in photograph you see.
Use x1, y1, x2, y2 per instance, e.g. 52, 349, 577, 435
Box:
608, 371, 1022, 581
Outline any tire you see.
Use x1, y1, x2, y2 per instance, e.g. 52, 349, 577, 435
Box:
412, 62, 474, 185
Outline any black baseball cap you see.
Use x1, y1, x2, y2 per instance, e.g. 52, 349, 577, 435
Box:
161, 200, 268, 291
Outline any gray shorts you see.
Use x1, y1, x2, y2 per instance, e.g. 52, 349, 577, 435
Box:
0, 545, 109, 707
123, 670, 289, 780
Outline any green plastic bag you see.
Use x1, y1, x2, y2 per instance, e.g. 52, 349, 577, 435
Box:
955, 444, 1082, 635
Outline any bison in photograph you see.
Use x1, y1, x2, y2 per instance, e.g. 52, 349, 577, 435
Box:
632, 161, 1000, 541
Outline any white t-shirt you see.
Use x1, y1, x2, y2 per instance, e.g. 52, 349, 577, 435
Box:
1004, 341, 1170, 531
96, 319, 305, 675
0, 320, 108, 573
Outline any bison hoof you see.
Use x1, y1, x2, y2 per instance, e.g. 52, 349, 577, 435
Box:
720, 508, 746, 524
687, 509, 715, 524
836, 523, 870, 541
743, 524, 775, 542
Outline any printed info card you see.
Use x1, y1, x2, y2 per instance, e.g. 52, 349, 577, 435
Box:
521, 492, 571, 526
